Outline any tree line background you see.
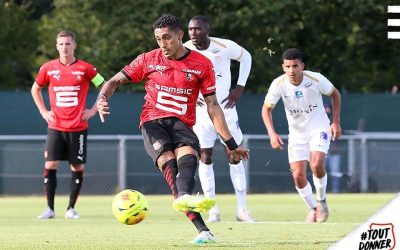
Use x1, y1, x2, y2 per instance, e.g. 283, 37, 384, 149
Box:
1, 0, 398, 93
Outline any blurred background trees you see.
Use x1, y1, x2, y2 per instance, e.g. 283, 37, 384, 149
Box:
1, 0, 398, 93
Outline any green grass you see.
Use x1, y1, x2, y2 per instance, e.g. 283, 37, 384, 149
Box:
0, 193, 395, 249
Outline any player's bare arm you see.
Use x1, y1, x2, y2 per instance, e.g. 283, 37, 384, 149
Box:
81, 107, 96, 121
97, 72, 129, 122
82, 80, 106, 121
204, 94, 233, 140
31, 82, 55, 123
221, 85, 244, 109
261, 104, 284, 149
330, 87, 342, 141
81, 102, 100, 121
205, 94, 249, 161
221, 47, 251, 109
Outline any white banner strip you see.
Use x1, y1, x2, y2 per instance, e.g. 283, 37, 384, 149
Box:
388, 32, 400, 39
388, 19, 400, 26
388, 6, 400, 13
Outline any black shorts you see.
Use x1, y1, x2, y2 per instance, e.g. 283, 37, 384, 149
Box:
141, 117, 201, 164
45, 128, 88, 164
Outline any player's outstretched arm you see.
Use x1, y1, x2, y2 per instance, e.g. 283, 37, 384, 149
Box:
205, 94, 249, 161
97, 72, 129, 123
261, 104, 284, 149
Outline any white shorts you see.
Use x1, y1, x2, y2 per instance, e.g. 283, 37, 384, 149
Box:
193, 106, 243, 148
288, 131, 331, 163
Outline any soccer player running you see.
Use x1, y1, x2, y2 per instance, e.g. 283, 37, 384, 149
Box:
184, 16, 254, 223
261, 48, 341, 223
96, 14, 249, 244
31, 30, 105, 219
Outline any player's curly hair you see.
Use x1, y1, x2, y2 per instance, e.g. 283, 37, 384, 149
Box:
153, 14, 183, 33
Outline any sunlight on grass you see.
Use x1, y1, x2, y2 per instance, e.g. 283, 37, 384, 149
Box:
0, 193, 395, 249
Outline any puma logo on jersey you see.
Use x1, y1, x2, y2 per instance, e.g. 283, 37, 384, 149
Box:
48, 70, 61, 81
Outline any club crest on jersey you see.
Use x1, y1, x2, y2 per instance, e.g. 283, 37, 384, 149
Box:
185, 72, 193, 81
295, 91, 303, 98
72, 71, 84, 81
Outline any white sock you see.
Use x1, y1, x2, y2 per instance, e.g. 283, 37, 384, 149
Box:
229, 161, 247, 212
296, 182, 317, 209
198, 162, 219, 214
313, 173, 328, 201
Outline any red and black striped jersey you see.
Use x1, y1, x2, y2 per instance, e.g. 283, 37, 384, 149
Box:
35, 59, 101, 131
122, 48, 216, 127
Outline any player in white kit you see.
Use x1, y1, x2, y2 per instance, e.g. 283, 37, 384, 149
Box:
261, 48, 341, 223
185, 15, 254, 222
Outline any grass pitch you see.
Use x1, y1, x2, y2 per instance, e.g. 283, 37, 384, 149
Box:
0, 193, 395, 249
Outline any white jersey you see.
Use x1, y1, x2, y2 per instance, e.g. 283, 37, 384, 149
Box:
184, 37, 245, 104
264, 70, 334, 139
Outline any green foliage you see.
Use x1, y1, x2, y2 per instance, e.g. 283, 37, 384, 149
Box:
0, 1, 37, 90
2, 0, 399, 92
36, 0, 103, 73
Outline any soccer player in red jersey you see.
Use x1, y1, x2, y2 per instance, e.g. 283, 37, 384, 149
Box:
31, 30, 105, 220
96, 14, 249, 244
